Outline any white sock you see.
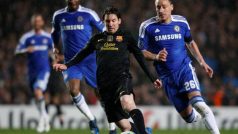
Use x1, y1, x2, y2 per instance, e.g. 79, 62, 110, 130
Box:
72, 93, 95, 121
192, 108, 202, 122
193, 102, 220, 134
109, 122, 116, 130
36, 97, 48, 117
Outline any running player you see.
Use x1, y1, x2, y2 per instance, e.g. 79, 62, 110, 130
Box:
15, 14, 52, 133
138, 0, 220, 134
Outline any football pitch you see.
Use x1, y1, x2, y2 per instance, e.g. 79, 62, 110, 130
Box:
0, 129, 237, 134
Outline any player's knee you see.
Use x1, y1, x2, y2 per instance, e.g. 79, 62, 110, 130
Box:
120, 95, 136, 112
190, 96, 209, 117
120, 125, 131, 132
116, 120, 131, 131
182, 110, 195, 123
69, 87, 80, 96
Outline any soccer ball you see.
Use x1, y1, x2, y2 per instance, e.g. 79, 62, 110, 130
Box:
120, 131, 135, 134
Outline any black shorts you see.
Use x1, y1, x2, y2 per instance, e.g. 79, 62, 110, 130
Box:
47, 69, 66, 96
99, 77, 133, 122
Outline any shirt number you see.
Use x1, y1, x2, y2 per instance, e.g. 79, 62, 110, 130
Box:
184, 80, 196, 91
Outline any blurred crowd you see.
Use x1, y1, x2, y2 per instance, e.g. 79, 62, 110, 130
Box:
0, 0, 237, 106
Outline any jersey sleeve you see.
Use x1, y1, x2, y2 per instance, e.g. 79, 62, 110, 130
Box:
127, 32, 156, 83
183, 18, 193, 43
138, 22, 149, 50
51, 12, 61, 47
65, 36, 96, 68
48, 37, 54, 50
15, 34, 28, 54
89, 10, 105, 32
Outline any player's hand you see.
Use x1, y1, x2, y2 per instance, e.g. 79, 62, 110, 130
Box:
154, 79, 163, 89
53, 63, 67, 71
156, 48, 168, 61
201, 62, 213, 78
53, 48, 64, 62
55, 54, 64, 62
27, 46, 35, 53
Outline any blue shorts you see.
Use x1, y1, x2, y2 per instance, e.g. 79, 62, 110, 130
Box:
161, 62, 200, 112
63, 62, 97, 89
29, 70, 50, 92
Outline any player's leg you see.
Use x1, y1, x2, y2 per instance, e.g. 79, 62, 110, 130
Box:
120, 94, 147, 134
63, 66, 98, 133
188, 91, 220, 134
33, 71, 50, 133
83, 64, 117, 134
52, 93, 64, 127
117, 77, 147, 134
178, 63, 220, 134
102, 97, 138, 134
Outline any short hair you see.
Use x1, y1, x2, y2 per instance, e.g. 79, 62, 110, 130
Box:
168, 0, 174, 4
102, 7, 121, 20
155, 0, 174, 4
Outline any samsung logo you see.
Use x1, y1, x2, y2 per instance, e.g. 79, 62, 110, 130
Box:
62, 25, 84, 30
155, 34, 182, 41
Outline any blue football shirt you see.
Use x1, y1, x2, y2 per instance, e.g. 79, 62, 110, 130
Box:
138, 15, 193, 76
51, 6, 105, 62
15, 30, 53, 77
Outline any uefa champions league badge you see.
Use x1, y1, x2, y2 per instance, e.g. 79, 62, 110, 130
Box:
174, 25, 180, 32
107, 35, 113, 42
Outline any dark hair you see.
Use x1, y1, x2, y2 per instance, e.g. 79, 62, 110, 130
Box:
102, 7, 121, 20
156, 0, 174, 4
168, 0, 174, 4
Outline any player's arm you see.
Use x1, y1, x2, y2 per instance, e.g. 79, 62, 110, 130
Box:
51, 13, 62, 57
186, 41, 213, 78
15, 36, 34, 54
53, 39, 95, 71
138, 22, 167, 62
142, 49, 167, 62
128, 33, 160, 83
90, 10, 105, 32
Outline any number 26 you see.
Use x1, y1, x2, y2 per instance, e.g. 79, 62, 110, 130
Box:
184, 80, 196, 91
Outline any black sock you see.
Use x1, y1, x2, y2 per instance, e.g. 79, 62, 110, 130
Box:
130, 122, 139, 134
129, 109, 146, 134
56, 104, 63, 115
45, 103, 49, 113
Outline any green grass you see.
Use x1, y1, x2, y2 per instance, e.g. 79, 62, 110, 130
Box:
0, 129, 237, 134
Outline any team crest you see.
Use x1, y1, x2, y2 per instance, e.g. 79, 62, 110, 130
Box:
43, 38, 48, 44
77, 16, 84, 22
30, 39, 35, 44
116, 36, 123, 42
174, 25, 180, 32
107, 35, 113, 42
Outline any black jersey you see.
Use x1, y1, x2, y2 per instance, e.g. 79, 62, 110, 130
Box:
66, 28, 155, 90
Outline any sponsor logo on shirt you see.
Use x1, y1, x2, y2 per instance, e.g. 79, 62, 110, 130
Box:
61, 25, 84, 30
155, 34, 182, 41
100, 42, 118, 51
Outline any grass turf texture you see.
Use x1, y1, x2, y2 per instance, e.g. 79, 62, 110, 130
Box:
0, 129, 237, 134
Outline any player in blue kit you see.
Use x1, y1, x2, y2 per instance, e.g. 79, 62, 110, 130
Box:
15, 14, 52, 133
51, 0, 116, 133
138, 0, 220, 134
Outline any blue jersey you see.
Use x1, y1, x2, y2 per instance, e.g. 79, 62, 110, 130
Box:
51, 6, 105, 62
138, 15, 193, 77
15, 30, 53, 78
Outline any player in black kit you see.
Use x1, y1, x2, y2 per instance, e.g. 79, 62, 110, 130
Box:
53, 7, 162, 134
